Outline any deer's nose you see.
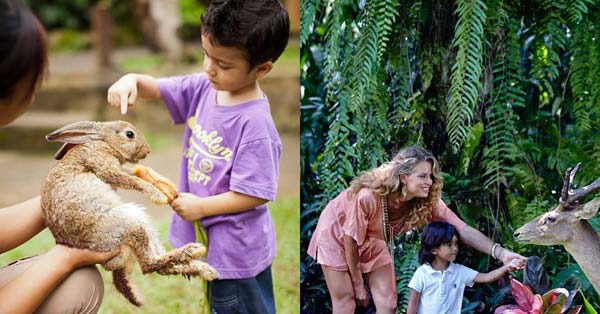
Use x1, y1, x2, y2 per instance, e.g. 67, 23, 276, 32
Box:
513, 231, 520, 238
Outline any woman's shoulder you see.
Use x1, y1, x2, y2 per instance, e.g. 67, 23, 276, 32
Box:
432, 198, 449, 212
355, 188, 379, 207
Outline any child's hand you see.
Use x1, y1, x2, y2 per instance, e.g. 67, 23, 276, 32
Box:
171, 192, 205, 221
107, 74, 138, 115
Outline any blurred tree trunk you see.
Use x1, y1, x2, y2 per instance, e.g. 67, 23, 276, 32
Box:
132, 0, 182, 63
91, 3, 113, 70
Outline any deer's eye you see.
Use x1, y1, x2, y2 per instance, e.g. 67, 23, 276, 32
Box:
546, 216, 556, 223
126, 131, 135, 139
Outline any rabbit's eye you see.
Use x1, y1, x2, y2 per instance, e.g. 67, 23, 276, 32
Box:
126, 131, 135, 139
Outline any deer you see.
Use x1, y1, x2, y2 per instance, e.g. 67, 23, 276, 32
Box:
514, 163, 600, 294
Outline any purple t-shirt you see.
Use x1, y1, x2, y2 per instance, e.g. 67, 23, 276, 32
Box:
158, 73, 281, 279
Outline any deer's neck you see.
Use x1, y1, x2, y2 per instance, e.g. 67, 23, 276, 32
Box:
563, 221, 600, 293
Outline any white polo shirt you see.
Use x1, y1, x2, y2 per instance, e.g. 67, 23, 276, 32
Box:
408, 262, 478, 314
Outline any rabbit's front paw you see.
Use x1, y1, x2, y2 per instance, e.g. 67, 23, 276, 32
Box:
189, 260, 219, 281
149, 191, 169, 205
183, 243, 206, 259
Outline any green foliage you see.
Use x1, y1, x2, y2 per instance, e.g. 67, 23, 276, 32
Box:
301, 0, 600, 312
24, 0, 93, 29
395, 235, 420, 314
47, 29, 92, 52
447, 0, 487, 153
179, 0, 205, 40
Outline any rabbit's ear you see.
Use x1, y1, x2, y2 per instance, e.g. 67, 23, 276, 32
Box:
53, 143, 77, 160
46, 121, 102, 144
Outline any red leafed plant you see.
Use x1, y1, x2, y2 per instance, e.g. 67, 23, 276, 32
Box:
494, 278, 582, 314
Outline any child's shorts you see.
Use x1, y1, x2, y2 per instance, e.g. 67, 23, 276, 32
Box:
210, 265, 275, 314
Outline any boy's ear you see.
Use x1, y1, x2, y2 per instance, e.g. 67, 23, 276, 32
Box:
254, 61, 273, 79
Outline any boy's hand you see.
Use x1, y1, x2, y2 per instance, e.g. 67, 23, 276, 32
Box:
171, 192, 205, 221
107, 74, 138, 114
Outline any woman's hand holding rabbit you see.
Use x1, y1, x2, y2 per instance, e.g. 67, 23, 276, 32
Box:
49, 245, 121, 270
171, 193, 205, 221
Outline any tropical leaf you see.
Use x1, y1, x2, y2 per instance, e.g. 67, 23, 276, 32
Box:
446, 0, 487, 152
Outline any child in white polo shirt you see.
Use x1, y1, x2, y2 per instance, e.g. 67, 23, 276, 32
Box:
407, 222, 521, 314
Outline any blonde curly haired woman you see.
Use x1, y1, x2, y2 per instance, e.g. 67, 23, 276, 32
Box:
307, 146, 526, 313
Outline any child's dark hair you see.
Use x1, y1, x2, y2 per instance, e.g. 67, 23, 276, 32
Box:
0, 0, 47, 102
418, 221, 459, 264
201, 0, 290, 68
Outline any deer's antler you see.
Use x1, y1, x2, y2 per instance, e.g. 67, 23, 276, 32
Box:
559, 163, 600, 210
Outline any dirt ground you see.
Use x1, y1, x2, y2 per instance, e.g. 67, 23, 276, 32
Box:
0, 132, 298, 220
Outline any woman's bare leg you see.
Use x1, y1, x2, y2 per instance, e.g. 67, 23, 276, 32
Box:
321, 265, 357, 314
365, 263, 396, 314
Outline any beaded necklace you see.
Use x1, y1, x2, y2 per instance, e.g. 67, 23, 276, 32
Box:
380, 194, 394, 265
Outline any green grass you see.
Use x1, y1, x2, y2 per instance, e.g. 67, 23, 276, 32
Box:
119, 55, 167, 73
0, 197, 299, 314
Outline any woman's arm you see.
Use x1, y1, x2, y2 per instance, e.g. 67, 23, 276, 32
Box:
0, 196, 45, 253
343, 235, 369, 308
0, 245, 119, 314
406, 288, 421, 314
458, 225, 526, 266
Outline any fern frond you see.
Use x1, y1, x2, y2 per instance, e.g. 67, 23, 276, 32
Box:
482, 3, 521, 190
318, 100, 357, 199
300, 0, 321, 46
446, 0, 487, 153
564, 0, 593, 25
395, 237, 420, 314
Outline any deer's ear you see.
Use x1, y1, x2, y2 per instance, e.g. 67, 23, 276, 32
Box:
575, 198, 600, 220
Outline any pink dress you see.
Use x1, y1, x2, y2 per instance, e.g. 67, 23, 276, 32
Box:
307, 188, 466, 272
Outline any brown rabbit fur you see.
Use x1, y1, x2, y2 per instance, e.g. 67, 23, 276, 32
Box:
40, 121, 218, 307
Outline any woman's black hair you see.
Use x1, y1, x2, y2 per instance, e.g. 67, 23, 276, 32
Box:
0, 0, 47, 103
418, 221, 459, 264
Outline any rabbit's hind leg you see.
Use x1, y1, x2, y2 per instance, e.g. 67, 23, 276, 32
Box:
157, 260, 219, 281
103, 245, 136, 271
141, 243, 206, 274
113, 264, 144, 306
124, 227, 205, 274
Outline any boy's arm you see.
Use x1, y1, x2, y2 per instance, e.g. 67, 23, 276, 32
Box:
406, 288, 421, 314
170, 191, 267, 221
107, 73, 162, 114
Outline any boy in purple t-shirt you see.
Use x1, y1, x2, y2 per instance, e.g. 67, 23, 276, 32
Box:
106, 1, 289, 313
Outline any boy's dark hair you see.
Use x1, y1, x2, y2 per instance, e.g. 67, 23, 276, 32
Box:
201, 0, 290, 68
0, 0, 47, 103
418, 221, 459, 264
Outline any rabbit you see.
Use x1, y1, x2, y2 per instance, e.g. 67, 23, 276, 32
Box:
40, 120, 219, 307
